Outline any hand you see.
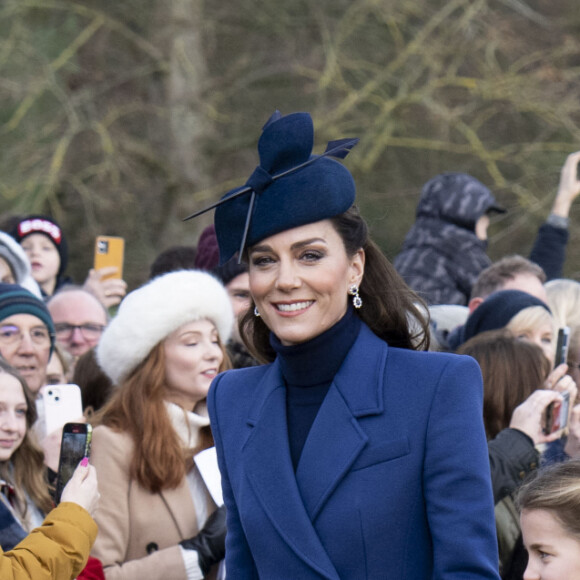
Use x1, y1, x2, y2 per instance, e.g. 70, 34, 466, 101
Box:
544, 365, 577, 428
509, 389, 564, 444
544, 363, 569, 390
564, 404, 580, 458
40, 428, 62, 472
180, 505, 226, 576
552, 150, 580, 218
83, 267, 127, 309
41, 416, 86, 472
60, 460, 100, 517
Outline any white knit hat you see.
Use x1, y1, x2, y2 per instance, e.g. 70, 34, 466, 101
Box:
0, 231, 42, 298
97, 270, 234, 385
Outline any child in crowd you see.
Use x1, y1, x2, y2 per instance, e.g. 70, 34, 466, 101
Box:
9, 215, 127, 307
517, 461, 580, 580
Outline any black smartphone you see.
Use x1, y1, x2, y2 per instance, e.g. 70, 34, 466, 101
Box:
555, 326, 571, 367
55, 423, 92, 504
543, 391, 571, 435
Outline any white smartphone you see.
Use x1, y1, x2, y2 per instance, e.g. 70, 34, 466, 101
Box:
36, 384, 83, 437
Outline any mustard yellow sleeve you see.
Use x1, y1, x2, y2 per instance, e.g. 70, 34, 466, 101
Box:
0, 502, 97, 580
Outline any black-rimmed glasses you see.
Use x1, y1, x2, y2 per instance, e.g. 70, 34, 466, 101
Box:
54, 323, 106, 341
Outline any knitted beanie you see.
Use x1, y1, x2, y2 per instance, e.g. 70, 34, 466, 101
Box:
194, 224, 220, 271
97, 270, 234, 385
0, 284, 55, 352
10, 215, 68, 278
0, 232, 42, 297
461, 290, 551, 345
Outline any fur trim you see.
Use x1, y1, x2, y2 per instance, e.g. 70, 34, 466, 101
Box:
97, 270, 233, 384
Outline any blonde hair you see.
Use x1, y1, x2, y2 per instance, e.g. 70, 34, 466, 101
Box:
517, 461, 580, 542
506, 306, 555, 357
545, 279, 580, 329
545, 278, 580, 368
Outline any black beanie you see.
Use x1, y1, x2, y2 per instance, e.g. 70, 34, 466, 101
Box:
10, 215, 68, 278
461, 290, 551, 346
213, 257, 248, 287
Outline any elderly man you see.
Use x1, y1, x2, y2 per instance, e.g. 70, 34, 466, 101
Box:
48, 287, 108, 361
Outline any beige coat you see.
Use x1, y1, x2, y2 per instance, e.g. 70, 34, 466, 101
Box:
90, 425, 216, 580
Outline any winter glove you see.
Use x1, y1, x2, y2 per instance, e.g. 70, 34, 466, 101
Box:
180, 505, 226, 576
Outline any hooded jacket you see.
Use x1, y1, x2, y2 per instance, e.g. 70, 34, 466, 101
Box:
394, 173, 504, 305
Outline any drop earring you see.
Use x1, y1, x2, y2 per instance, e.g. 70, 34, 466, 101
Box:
348, 284, 362, 309
254, 306, 261, 317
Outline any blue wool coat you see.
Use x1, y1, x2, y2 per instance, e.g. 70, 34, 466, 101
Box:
208, 324, 500, 579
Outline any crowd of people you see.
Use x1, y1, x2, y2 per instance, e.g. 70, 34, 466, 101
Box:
0, 111, 580, 579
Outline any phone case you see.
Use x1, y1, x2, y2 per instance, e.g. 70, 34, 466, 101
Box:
94, 235, 125, 280
555, 326, 571, 367
37, 384, 83, 437
55, 423, 92, 503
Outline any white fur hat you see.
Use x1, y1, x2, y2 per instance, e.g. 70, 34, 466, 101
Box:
97, 270, 234, 385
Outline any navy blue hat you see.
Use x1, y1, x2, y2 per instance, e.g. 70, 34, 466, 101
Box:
0, 283, 56, 353
461, 290, 551, 345
185, 111, 358, 265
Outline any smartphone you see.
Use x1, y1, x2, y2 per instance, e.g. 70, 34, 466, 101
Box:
37, 384, 83, 438
543, 390, 571, 435
555, 326, 571, 367
55, 423, 92, 504
94, 235, 125, 280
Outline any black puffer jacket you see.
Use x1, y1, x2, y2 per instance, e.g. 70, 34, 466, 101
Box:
394, 173, 504, 305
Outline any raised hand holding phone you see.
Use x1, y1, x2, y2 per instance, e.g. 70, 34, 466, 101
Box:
60, 458, 100, 517
55, 423, 93, 504
83, 235, 128, 309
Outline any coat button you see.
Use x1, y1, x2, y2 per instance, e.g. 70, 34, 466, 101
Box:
146, 542, 159, 554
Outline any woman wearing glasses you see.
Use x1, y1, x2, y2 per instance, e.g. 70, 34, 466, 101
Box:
0, 284, 55, 395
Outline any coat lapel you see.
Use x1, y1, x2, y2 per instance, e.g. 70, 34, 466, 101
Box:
296, 324, 387, 520
159, 476, 201, 538
243, 362, 340, 580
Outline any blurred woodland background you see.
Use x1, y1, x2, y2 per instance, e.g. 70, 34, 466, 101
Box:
1, 0, 580, 289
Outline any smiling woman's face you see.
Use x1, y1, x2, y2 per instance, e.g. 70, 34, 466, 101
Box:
0, 371, 27, 462
163, 319, 224, 410
248, 220, 364, 346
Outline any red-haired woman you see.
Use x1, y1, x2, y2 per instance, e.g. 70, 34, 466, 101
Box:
90, 271, 233, 580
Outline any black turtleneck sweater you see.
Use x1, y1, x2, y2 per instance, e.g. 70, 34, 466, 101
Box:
270, 307, 361, 471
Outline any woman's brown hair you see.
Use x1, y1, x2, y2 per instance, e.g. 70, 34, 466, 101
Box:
0, 359, 53, 514
94, 337, 229, 494
457, 329, 551, 439
240, 205, 430, 363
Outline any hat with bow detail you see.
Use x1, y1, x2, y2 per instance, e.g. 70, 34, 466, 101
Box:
185, 111, 359, 264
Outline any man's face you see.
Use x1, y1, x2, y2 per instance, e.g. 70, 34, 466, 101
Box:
501, 273, 548, 304
226, 272, 251, 344
48, 291, 107, 358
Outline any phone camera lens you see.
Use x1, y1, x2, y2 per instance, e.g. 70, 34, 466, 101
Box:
55, 396, 60, 402
48, 390, 53, 395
